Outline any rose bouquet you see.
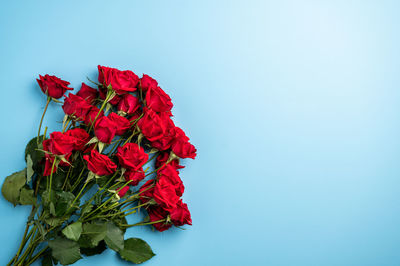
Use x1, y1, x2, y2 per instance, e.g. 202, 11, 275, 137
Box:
2, 66, 196, 265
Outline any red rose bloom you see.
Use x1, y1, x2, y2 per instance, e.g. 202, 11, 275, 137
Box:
153, 178, 180, 212
65, 128, 90, 151
158, 165, 184, 197
43, 132, 76, 155
139, 180, 155, 203
151, 114, 176, 150
170, 200, 192, 226
62, 94, 92, 121
116, 143, 148, 171
117, 94, 141, 115
37, 74, 73, 99
124, 169, 145, 186
76, 83, 98, 104
108, 113, 130, 135
83, 149, 117, 176
137, 108, 166, 142
155, 152, 184, 171
98, 65, 139, 95
118, 186, 130, 197
84, 105, 104, 126
171, 138, 197, 159
148, 206, 171, 232
171, 128, 196, 159
94, 116, 117, 144
146, 86, 173, 113
139, 74, 158, 92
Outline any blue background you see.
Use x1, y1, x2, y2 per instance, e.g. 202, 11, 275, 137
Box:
1, 0, 400, 265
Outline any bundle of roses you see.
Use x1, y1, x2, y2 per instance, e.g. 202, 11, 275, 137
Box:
2, 65, 196, 265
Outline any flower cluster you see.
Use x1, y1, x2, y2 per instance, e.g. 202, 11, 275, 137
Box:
2, 66, 196, 265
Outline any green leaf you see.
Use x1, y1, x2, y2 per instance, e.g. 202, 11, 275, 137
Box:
79, 221, 107, 248
80, 204, 93, 216
25, 135, 44, 165
26, 155, 34, 184
62, 222, 82, 242
41, 253, 53, 266
118, 238, 155, 264
2, 169, 26, 206
19, 187, 36, 205
48, 237, 82, 265
55, 191, 76, 217
80, 240, 106, 256
104, 222, 124, 252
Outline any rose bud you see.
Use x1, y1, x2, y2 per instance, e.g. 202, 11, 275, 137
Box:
94, 116, 117, 144
155, 152, 184, 171
37, 74, 73, 99
83, 149, 117, 176
150, 114, 176, 151
76, 83, 98, 104
99, 85, 121, 105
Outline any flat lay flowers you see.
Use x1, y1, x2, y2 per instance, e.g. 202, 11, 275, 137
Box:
2, 66, 196, 265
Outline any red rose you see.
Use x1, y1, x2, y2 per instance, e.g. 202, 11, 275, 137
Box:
76, 83, 98, 104
170, 200, 192, 226
139, 180, 155, 203
151, 114, 176, 150
124, 169, 145, 186
137, 108, 166, 142
99, 85, 121, 105
153, 178, 180, 211
37, 74, 73, 99
139, 74, 158, 92
62, 94, 92, 121
146, 86, 173, 113
43, 132, 76, 155
94, 116, 117, 144
171, 128, 197, 159
118, 186, 130, 197
155, 152, 184, 171
117, 94, 141, 115
108, 113, 130, 135
65, 128, 90, 151
158, 165, 184, 197
83, 149, 117, 176
116, 143, 148, 171
98, 65, 139, 95
148, 206, 171, 232
84, 105, 104, 126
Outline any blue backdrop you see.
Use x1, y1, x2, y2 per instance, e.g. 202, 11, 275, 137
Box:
1, 1, 400, 265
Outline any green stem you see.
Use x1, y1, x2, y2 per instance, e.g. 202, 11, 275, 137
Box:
89, 89, 113, 131
48, 159, 57, 201
122, 218, 166, 228
37, 96, 51, 144
25, 247, 48, 265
